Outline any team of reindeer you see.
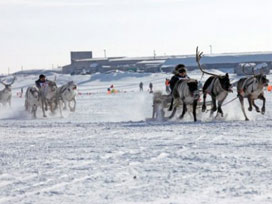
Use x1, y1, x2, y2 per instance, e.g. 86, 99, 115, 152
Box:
0, 47, 269, 120
0, 78, 77, 118
153, 47, 269, 121
25, 81, 77, 118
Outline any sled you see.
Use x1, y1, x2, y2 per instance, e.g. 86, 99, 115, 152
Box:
151, 92, 212, 120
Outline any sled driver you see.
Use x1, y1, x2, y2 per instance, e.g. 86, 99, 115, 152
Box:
169, 64, 190, 93
35, 74, 48, 89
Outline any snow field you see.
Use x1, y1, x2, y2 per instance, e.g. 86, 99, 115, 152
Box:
0, 71, 272, 203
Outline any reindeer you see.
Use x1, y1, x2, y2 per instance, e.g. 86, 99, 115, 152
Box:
196, 47, 232, 117
0, 76, 16, 107
25, 86, 41, 118
39, 80, 58, 117
169, 79, 200, 122
57, 81, 77, 113
237, 65, 269, 121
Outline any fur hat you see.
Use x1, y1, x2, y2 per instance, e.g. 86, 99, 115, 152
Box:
39, 74, 46, 79
173, 64, 186, 74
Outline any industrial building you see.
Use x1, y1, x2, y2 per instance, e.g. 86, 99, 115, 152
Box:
62, 51, 272, 74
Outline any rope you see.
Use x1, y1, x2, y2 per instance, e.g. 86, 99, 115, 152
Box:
204, 96, 238, 111
221, 96, 238, 107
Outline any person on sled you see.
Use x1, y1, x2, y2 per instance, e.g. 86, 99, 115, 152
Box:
169, 64, 190, 93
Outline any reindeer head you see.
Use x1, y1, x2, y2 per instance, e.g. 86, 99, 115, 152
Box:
218, 73, 232, 92
48, 81, 57, 92
30, 87, 39, 99
256, 74, 269, 87
188, 80, 200, 100
67, 81, 77, 91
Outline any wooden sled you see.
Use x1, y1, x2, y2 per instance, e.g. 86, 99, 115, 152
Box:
151, 91, 212, 120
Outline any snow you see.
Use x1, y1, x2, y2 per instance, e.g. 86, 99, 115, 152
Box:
0, 71, 272, 204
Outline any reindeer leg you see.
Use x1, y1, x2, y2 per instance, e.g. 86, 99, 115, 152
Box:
8, 97, 11, 107
193, 99, 198, 122
63, 100, 67, 110
45, 101, 48, 111
247, 96, 253, 111
49, 102, 53, 114
42, 100, 47, 117
210, 96, 217, 117
169, 107, 177, 119
179, 103, 187, 120
252, 100, 260, 112
59, 100, 63, 118
168, 97, 174, 111
217, 102, 223, 117
217, 94, 227, 117
51, 100, 57, 114
69, 99, 76, 112
239, 95, 249, 121
25, 101, 28, 111
32, 105, 37, 119
258, 94, 266, 114
202, 93, 207, 112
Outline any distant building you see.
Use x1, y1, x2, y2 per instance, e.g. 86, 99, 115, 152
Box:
62, 51, 272, 74
71, 51, 93, 63
62, 52, 166, 74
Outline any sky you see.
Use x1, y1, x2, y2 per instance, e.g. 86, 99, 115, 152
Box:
0, 0, 272, 74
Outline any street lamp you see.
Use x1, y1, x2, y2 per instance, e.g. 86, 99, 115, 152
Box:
104, 49, 107, 58
209, 45, 213, 54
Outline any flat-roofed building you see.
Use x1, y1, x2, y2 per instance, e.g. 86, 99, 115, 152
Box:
62, 51, 272, 74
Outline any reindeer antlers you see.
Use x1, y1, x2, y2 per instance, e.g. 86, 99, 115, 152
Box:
241, 63, 257, 76
0, 76, 16, 86
10, 76, 16, 85
196, 46, 220, 77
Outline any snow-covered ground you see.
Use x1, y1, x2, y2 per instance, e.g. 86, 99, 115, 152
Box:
0, 71, 272, 204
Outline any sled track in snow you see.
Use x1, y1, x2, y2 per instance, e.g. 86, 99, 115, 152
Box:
1, 118, 272, 203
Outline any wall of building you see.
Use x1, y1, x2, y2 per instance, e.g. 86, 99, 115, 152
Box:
71, 51, 93, 63
62, 52, 272, 75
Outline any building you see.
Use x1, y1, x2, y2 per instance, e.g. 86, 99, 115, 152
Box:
62, 51, 272, 74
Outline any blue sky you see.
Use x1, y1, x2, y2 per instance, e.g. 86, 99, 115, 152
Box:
0, 0, 271, 73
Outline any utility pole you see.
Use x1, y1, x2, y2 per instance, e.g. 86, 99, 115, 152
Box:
153, 50, 156, 59
104, 49, 107, 58
8, 67, 10, 75
209, 45, 213, 54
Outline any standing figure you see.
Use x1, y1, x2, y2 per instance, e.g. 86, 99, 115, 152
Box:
20, 87, 24, 98
149, 82, 153, 93
165, 78, 170, 93
139, 82, 143, 91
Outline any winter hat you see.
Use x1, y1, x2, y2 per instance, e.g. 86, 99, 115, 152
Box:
173, 64, 186, 74
39, 74, 46, 79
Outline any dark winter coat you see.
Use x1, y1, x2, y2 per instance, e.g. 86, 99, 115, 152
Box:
169, 75, 190, 92
35, 79, 48, 88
